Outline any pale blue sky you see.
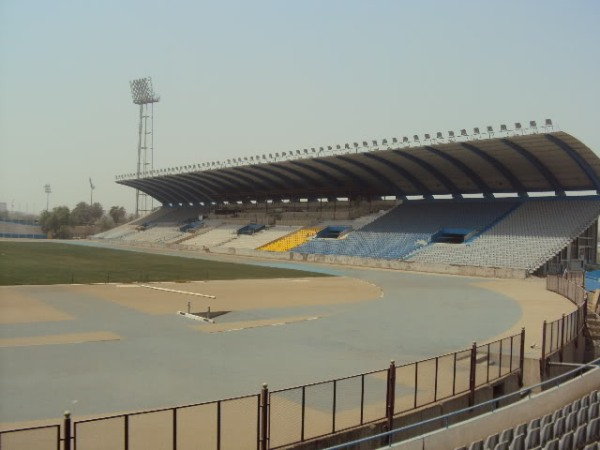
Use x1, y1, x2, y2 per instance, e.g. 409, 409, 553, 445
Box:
1, 0, 599, 215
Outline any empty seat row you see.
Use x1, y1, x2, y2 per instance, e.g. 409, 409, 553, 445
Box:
456, 390, 599, 450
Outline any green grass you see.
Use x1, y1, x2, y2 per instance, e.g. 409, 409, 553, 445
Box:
0, 241, 329, 285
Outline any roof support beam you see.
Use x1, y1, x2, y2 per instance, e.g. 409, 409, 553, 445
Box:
544, 134, 600, 192
242, 165, 305, 190
198, 170, 251, 193
392, 150, 462, 197
459, 142, 528, 197
336, 155, 407, 198
288, 160, 344, 189
361, 153, 431, 198
424, 146, 494, 198
500, 139, 565, 196
264, 163, 335, 190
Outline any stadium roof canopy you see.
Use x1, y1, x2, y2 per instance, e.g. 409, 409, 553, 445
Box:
116, 131, 600, 206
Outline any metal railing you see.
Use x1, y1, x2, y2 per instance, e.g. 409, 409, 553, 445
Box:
546, 274, 586, 306
72, 393, 260, 450
0, 333, 525, 450
267, 330, 524, 449
0, 424, 60, 450
324, 357, 600, 449
541, 275, 588, 376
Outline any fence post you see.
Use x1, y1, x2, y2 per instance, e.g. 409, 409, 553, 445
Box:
540, 320, 547, 379
469, 342, 477, 407
63, 411, 71, 450
519, 328, 525, 387
559, 313, 566, 362
259, 383, 269, 450
386, 360, 396, 444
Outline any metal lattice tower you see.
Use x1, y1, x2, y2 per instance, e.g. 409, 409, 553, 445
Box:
129, 77, 160, 217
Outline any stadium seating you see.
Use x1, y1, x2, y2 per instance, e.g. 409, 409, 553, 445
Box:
0, 220, 45, 238
223, 226, 301, 250
259, 226, 322, 252
456, 390, 599, 450
293, 199, 518, 260
183, 224, 242, 248
408, 199, 600, 272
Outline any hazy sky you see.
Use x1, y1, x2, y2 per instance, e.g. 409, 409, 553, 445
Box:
1, 0, 599, 215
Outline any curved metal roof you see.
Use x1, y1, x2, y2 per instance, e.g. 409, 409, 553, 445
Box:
116, 131, 600, 205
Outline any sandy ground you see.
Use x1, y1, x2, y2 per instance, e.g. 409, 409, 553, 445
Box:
0, 289, 74, 324
473, 277, 577, 356
80, 277, 382, 315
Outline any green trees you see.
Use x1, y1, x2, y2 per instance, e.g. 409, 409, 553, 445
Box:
109, 206, 126, 224
39, 206, 72, 238
38, 202, 127, 238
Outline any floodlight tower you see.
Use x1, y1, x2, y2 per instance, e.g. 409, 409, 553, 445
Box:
129, 77, 160, 217
89, 178, 95, 205
44, 184, 51, 211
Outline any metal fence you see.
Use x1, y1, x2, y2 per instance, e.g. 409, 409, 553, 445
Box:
72, 393, 260, 450
1, 333, 525, 450
267, 330, 524, 449
541, 274, 588, 376
546, 274, 586, 306
0, 424, 60, 450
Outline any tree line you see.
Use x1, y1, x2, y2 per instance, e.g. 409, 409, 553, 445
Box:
39, 202, 130, 238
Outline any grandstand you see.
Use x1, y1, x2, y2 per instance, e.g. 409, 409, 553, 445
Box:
98, 128, 600, 277
0, 219, 45, 239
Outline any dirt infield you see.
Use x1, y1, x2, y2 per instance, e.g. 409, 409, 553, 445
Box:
79, 277, 382, 315
0, 289, 74, 324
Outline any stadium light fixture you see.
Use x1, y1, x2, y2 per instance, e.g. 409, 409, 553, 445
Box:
345, 143, 350, 149
311, 148, 316, 153
402, 136, 409, 144
473, 127, 480, 135
362, 141, 368, 147
424, 134, 431, 141
515, 122, 522, 133
448, 131, 455, 139
319, 147, 324, 152
130, 77, 160, 105
382, 139, 388, 146
353, 142, 359, 148
44, 184, 52, 211
529, 120, 537, 132
413, 135, 420, 143
436, 132, 443, 140
303, 149, 308, 154
392, 137, 398, 144
500, 124, 508, 133
460, 129, 468, 137
336, 145, 341, 150
372, 140, 378, 146
487, 126, 494, 137
327, 146, 333, 151
545, 118, 553, 128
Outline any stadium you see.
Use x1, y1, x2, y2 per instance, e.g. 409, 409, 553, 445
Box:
1, 122, 600, 450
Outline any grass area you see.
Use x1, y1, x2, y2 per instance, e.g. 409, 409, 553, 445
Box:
0, 241, 329, 285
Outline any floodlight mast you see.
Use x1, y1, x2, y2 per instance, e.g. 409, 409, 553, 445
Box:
129, 77, 160, 217
44, 184, 51, 211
